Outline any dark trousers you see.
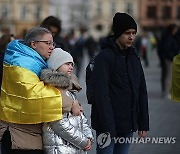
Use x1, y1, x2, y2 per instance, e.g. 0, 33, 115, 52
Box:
1, 129, 43, 154
96, 132, 133, 154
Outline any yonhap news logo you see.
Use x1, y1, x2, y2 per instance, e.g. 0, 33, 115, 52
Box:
97, 132, 111, 148
97, 133, 176, 149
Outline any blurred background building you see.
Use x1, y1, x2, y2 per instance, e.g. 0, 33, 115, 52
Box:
89, 0, 139, 39
0, 0, 49, 38
140, 0, 180, 33
0, 0, 180, 39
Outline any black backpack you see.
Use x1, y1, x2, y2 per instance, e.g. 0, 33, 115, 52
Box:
85, 50, 116, 105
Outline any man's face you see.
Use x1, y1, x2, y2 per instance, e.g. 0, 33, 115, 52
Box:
117, 29, 136, 49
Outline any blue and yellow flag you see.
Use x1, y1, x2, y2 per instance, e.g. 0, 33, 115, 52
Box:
172, 54, 180, 102
0, 40, 62, 124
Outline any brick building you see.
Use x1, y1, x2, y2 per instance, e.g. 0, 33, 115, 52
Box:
139, 0, 180, 31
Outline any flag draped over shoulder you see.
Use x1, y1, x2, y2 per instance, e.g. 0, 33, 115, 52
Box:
172, 54, 180, 102
0, 40, 62, 124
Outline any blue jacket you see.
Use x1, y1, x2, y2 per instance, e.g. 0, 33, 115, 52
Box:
91, 36, 149, 137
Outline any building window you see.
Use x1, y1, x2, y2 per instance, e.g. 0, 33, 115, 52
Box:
2, 5, 9, 19
95, 24, 103, 31
35, 5, 41, 19
162, 6, 171, 19
97, 1, 102, 15
177, 6, 180, 19
125, 2, 133, 15
161, 0, 173, 2
20, 5, 28, 19
147, 6, 157, 19
111, 2, 116, 16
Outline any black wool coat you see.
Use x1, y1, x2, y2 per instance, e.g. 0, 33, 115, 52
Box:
91, 36, 149, 137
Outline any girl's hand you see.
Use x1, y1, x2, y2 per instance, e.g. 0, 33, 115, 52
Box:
71, 100, 81, 116
84, 139, 91, 151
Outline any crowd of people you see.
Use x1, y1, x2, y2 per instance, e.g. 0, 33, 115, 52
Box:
0, 12, 179, 154
134, 24, 180, 99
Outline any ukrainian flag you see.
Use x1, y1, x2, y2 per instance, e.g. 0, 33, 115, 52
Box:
0, 40, 62, 124
172, 54, 180, 102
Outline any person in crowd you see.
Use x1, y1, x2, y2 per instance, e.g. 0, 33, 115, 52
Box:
161, 24, 179, 98
66, 29, 76, 51
70, 28, 87, 77
0, 34, 15, 91
40, 16, 67, 50
172, 53, 180, 102
85, 35, 98, 60
140, 32, 149, 67
91, 12, 149, 154
41, 48, 93, 154
157, 28, 168, 96
0, 27, 72, 154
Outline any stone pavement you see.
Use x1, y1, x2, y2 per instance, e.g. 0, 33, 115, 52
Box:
77, 51, 180, 154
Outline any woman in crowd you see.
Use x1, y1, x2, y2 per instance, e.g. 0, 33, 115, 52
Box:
0, 27, 64, 154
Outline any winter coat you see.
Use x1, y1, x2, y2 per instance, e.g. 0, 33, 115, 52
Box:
0, 120, 42, 150
162, 33, 179, 61
91, 36, 149, 137
172, 54, 180, 102
41, 70, 94, 154
43, 112, 93, 154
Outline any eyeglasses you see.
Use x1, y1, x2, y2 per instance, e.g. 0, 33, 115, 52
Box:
35, 40, 56, 48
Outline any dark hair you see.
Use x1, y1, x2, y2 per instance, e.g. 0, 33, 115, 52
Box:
40, 16, 62, 35
24, 27, 51, 47
0, 34, 13, 53
166, 24, 177, 34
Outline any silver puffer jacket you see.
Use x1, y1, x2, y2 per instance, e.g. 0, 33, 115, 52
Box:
43, 113, 93, 154
41, 71, 94, 154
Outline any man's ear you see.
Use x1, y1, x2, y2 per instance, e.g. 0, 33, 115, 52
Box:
30, 41, 36, 49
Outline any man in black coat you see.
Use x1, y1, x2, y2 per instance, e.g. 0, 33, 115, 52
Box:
91, 12, 149, 154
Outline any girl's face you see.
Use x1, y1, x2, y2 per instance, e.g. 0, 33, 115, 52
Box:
57, 62, 74, 77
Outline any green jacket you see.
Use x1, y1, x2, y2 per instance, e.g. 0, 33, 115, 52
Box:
172, 54, 180, 102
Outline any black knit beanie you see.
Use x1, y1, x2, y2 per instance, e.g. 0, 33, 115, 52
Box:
112, 12, 137, 38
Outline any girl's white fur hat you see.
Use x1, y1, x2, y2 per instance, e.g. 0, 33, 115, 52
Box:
47, 48, 74, 70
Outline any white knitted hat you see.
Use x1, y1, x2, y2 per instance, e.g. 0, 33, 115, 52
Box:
47, 48, 74, 70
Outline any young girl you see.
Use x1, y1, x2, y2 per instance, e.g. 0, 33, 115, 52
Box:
40, 48, 93, 154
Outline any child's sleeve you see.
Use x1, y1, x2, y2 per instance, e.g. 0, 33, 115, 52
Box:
81, 113, 94, 141
60, 90, 74, 113
50, 117, 89, 149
